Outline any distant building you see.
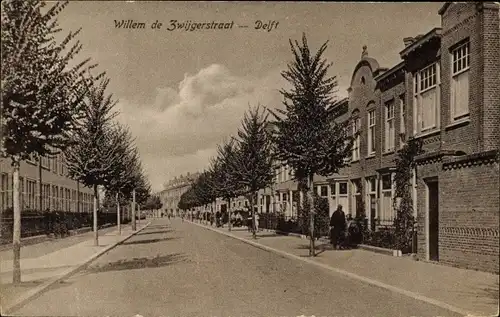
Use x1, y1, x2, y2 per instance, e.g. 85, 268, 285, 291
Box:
159, 172, 200, 216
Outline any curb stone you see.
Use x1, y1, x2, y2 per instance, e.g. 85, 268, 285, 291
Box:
188, 220, 476, 317
3, 222, 151, 315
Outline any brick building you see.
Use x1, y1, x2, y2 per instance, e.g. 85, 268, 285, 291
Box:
257, 2, 499, 273
0, 153, 95, 215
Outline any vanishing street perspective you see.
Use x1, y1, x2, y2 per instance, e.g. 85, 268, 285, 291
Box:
1, 1, 499, 317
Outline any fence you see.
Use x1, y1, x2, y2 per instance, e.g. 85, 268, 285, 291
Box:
0, 208, 128, 244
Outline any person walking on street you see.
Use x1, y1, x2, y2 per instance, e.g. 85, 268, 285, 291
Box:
330, 204, 346, 250
254, 212, 260, 232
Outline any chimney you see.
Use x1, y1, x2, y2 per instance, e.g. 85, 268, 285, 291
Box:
403, 37, 415, 47
187, 172, 190, 176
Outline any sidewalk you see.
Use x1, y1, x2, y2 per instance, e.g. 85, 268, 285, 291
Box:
192, 221, 499, 317
0, 223, 149, 314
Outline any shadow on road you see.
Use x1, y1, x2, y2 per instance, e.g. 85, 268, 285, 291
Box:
122, 237, 179, 245
87, 253, 187, 273
137, 229, 174, 236
146, 224, 170, 230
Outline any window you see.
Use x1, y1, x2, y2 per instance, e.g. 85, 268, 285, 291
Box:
399, 95, 406, 148
60, 187, 64, 210
52, 185, 58, 210
43, 184, 50, 210
19, 177, 25, 210
352, 117, 361, 161
351, 179, 362, 218
26, 179, 36, 210
331, 181, 348, 213
366, 176, 378, 224
367, 110, 376, 155
1, 173, 11, 212
41, 156, 50, 169
385, 100, 395, 152
320, 185, 328, 197
51, 156, 58, 174
413, 63, 440, 134
26, 153, 37, 165
380, 174, 394, 226
451, 41, 470, 120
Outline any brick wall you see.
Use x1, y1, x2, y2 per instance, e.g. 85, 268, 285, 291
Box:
439, 161, 499, 274
440, 2, 482, 153
480, 3, 500, 152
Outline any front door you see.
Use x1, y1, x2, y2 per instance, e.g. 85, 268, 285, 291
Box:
427, 180, 439, 261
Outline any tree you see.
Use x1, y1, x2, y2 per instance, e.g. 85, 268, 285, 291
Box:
393, 137, 423, 253
231, 105, 275, 239
102, 123, 137, 235
192, 170, 217, 221
64, 77, 121, 246
269, 33, 352, 256
1, 0, 98, 283
211, 139, 244, 231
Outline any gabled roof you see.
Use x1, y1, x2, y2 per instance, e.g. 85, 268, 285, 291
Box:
399, 28, 442, 58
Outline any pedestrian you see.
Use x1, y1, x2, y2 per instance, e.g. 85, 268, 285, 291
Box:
345, 214, 355, 248
254, 212, 260, 232
247, 210, 253, 232
329, 204, 346, 250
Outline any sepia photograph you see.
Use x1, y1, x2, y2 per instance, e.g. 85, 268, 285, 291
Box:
1, 1, 499, 316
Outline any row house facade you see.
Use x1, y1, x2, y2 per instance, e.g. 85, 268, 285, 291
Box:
257, 2, 499, 274
0, 153, 95, 214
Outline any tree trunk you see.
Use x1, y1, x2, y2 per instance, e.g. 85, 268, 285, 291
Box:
93, 184, 99, 246
227, 198, 232, 232
131, 189, 136, 231
251, 192, 257, 239
12, 160, 21, 284
307, 174, 315, 257
116, 193, 121, 235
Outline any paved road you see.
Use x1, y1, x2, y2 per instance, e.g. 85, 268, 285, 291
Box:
12, 218, 460, 317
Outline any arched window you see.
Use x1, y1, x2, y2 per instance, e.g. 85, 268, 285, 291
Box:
361, 76, 366, 85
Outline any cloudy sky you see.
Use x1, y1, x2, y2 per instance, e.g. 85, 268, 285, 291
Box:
57, 1, 443, 192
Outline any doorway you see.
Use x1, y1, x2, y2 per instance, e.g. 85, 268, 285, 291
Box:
427, 180, 439, 261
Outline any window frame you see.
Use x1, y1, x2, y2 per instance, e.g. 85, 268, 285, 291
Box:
450, 40, 470, 121
352, 117, 361, 161
385, 100, 395, 153
399, 94, 406, 148
367, 109, 376, 156
413, 62, 441, 135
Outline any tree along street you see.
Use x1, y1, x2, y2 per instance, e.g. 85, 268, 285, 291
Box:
12, 218, 460, 317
